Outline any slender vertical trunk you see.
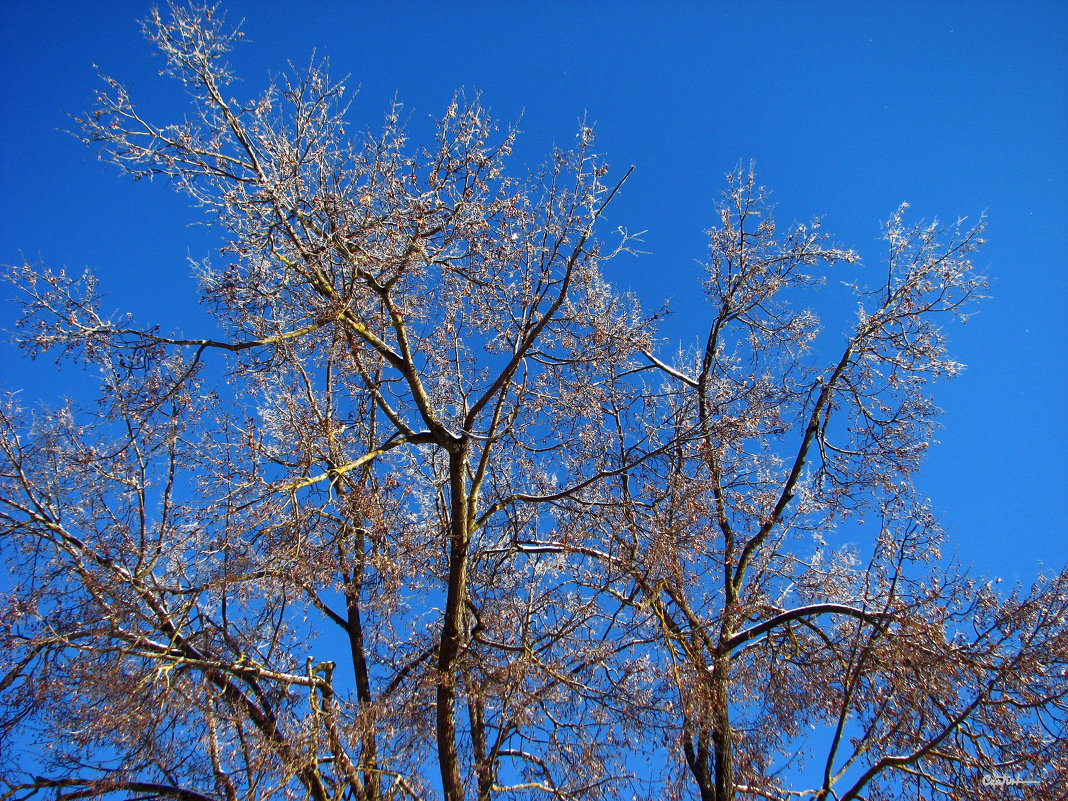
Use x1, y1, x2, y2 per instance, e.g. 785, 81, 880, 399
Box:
345, 550, 381, 801
684, 654, 734, 801
712, 667, 734, 801
437, 447, 470, 801
470, 696, 493, 801
711, 611, 735, 801
683, 731, 717, 801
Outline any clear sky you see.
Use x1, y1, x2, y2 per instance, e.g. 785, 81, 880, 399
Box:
2, 1, 1066, 584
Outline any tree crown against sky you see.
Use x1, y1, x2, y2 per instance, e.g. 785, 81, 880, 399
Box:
1, 4, 1066, 801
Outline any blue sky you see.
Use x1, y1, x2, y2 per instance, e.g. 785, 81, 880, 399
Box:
2, 1, 1066, 584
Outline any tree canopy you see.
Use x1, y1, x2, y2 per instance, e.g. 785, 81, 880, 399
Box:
2, 5, 1065, 801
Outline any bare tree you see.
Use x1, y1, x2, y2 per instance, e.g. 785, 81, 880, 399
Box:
1, 6, 1064, 801
584, 171, 1068, 801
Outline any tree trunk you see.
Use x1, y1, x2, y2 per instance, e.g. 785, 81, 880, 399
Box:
712, 623, 735, 801
437, 447, 471, 801
344, 552, 381, 801
684, 731, 717, 801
